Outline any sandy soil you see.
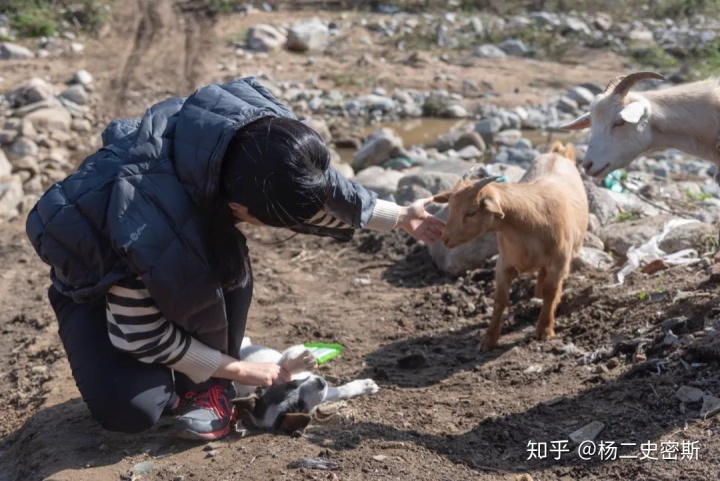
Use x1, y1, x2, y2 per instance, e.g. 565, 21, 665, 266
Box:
1, 2, 719, 480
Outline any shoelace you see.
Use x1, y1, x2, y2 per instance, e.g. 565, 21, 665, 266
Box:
184, 384, 230, 419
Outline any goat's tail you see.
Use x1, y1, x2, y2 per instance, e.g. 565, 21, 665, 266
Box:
549, 140, 576, 162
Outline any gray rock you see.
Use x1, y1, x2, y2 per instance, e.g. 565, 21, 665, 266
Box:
72, 69, 93, 86
455, 145, 482, 160
71, 118, 92, 133
445, 104, 469, 119
357, 94, 395, 114
427, 206, 499, 275
569, 421, 605, 444
592, 14, 613, 31
247, 24, 287, 52
491, 147, 538, 168
583, 232, 605, 250
498, 39, 530, 57
660, 220, 716, 254
287, 20, 330, 52
454, 131, 486, 152
494, 129, 523, 147
475, 117, 503, 144
473, 44, 507, 58
351, 166, 403, 198
23, 107, 72, 132
572, 247, 614, 271
588, 213, 601, 233
584, 181, 618, 225
0, 130, 18, 145
700, 395, 720, 419
11, 156, 40, 175
9, 77, 54, 106
0, 149, 10, 177
352, 128, 405, 171
397, 171, 461, 196
567, 86, 596, 107
0, 176, 24, 220
396, 184, 432, 208
563, 17, 591, 35
557, 96, 579, 114
676, 386, 704, 404
513, 138, 533, 150
0, 42, 34, 60
60, 84, 89, 105
9, 138, 39, 158
306, 118, 331, 143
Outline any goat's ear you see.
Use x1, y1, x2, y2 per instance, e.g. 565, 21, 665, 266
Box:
563, 143, 576, 161
549, 140, 565, 154
277, 412, 312, 437
619, 101, 647, 124
559, 112, 591, 131
483, 198, 504, 219
433, 191, 451, 203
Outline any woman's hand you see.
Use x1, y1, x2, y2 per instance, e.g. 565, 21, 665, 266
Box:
214, 355, 292, 387
397, 197, 445, 244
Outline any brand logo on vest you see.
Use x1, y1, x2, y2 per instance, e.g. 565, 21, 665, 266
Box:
123, 224, 147, 251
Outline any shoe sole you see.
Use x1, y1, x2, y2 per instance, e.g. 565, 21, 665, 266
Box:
177, 424, 231, 441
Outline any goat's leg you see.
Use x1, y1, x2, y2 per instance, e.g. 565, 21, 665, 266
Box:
481, 260, 516, 351
534, 268, 547, 299
535, 268, 566, 340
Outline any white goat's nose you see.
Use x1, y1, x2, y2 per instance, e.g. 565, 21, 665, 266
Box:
583, 159, 594, 173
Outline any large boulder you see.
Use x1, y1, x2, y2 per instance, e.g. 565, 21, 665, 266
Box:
427, 205, 499, 275
351, 166, 404, 199
584, 181, 618, 225
597, 215, 716, 256
352, 128, 405, 172
286, 20, 330, 53
0, 42, 34, 60
23, 107, 72, 132
247, 24, 287, 52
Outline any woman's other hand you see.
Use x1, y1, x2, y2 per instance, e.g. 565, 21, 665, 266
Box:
214, 355, 292, 387
397, 197, 445, 244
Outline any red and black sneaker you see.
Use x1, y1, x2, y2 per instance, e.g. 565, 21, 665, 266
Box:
176, 382, 236, 440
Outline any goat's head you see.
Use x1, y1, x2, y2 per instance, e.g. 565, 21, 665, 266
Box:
433, 176, 504, 249
560, 71, 666, 178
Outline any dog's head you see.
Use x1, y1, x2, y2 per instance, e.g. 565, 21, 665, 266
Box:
234, 375, 329, 436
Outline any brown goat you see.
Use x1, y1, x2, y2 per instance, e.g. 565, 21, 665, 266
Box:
433, 142, 588, 351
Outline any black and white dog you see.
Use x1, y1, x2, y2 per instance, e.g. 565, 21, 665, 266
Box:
232, 338, 379, 435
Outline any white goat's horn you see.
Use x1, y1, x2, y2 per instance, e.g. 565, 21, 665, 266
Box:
472, 175, 502, 190
610, 71, 666, 98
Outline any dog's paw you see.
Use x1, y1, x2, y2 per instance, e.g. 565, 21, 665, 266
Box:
280, 345, 317, 373
357, 379, 380, 395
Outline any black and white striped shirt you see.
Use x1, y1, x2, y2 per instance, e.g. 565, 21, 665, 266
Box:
106, 277, 222, 383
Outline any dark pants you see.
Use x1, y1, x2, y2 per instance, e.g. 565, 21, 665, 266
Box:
48, 278, 252, 434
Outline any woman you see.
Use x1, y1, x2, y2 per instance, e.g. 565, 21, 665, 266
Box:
26, 77, 444, 441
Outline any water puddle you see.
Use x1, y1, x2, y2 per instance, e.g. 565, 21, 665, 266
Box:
336, 117, 582, 164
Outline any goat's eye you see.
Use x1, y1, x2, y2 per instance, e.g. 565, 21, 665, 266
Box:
465, 211, 477, 218
612, 119, 626, 129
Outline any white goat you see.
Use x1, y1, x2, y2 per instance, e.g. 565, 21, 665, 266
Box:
561, 71, 720, 177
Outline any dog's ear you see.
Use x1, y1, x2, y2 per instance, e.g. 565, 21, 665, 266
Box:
232, 394, 259, 427
276, 412, 312, 437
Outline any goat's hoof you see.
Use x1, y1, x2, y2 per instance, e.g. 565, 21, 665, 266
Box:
535, 328, 555, 341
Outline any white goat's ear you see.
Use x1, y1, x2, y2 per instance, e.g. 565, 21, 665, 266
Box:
619, 101, 647, 124
559, 112, 591, 131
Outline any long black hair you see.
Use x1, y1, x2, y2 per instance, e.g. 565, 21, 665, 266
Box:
208, 116, 331, 289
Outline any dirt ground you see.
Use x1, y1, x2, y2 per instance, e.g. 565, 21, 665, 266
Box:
1, 1, 719, 480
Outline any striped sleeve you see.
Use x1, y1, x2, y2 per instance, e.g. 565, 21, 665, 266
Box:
106, 277, 222, 384
306, 199, 401, 233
